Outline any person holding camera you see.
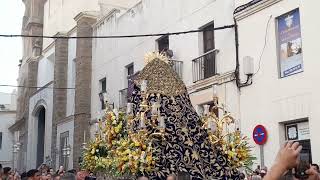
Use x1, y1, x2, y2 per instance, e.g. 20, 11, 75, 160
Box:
264, 141, 319, 180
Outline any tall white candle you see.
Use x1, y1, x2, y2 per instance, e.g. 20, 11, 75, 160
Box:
203, 105, 210, 115
141, 80, 148, 91
140, 113, 146, 129
151, 102, 158, 115
212, 84, 218, 97
127, 103, 133, 114
159, 116, 165, 129
83, 130, 86, 142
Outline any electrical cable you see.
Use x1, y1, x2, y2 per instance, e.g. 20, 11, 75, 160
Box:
0, 84, 75, 90
0, 25, 234, 39
253, 15, 272, 76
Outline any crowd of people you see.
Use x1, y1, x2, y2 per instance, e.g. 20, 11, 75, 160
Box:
0, 164, 97, 180
0, 141, 319, 180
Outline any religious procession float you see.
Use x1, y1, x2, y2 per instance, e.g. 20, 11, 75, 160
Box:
80, 52, 255, 179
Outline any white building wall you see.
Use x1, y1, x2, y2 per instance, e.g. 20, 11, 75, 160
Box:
43, 0, 100, 49
92, 0, 238, 120
0, 92, 17, 167
37, 48, 55, 88
237, 0, 320, 167
66, 32, 77, 117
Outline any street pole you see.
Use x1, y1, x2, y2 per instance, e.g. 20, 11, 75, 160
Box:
260, 145, 265, 167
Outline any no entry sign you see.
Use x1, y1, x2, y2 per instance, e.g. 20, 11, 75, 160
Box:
253, 125, 268, 145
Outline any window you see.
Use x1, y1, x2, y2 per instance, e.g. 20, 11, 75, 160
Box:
0, 132, 2, 149
127, 64, 134, 78
192, 22, 216, 82
157, 36, 169, 53
100, 78, 106, 93
99, 78, 107, 110
202, 23, 215, 79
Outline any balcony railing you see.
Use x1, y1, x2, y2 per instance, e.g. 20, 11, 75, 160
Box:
169, 59, 183, 78
192, 49, 219, 83
119, 88, 128, 110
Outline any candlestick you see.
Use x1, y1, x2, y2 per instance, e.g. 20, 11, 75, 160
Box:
208, 118, 216, 133
212, 84, 218, 98
83, 130, 86, 143
141, 80, 147, 92
159, 116, 165, 129
95, 123, 99, 132
151, 102, 158, 115
204, 105, 210, 116
127, 103, 133, 115
140, 113, 146, 129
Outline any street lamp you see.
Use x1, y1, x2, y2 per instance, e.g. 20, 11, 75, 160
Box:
62, 143, 71, 170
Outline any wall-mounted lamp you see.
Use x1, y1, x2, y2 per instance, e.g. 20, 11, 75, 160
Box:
239, 56, 254, 87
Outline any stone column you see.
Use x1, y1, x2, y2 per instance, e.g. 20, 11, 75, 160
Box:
73, 13, 97, 169
51, 33, 69, 169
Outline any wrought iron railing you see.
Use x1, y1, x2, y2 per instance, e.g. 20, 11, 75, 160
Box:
192, 49, 219, 83
119, 88, 128, 110
169, 59, 183, 78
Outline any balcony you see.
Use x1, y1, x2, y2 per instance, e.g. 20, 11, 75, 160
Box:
119, 88, 128, 110
169, 59, 183, 78
192, 49, 219, 83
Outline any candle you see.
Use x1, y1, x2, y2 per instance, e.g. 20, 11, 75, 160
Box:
212, 84, 218, 97
83, 130, 86, 142
113, 108, 119, 118
159, 116, 165, 129
203, 105, 210, 115
140, 113, 146, 129
95, 123, 99, 132
151, 102, 158, 115
127, 103, 133, 115
141, 151, 146, 163
141, 80, 147, 92
208, 119, 217, 133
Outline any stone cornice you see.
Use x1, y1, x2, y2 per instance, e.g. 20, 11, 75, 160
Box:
187, 71, 235, 93
93, 9, 120, 29
74, 11, 99, 22
234, 0, 283, 21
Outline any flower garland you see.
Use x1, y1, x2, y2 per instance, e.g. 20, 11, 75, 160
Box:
81, 110, 155, 177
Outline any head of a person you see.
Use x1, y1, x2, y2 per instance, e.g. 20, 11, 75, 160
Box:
260, 169, 267, 177
239, 173, 245, 180
27, 169, 41, 180
21, 172, 27, 179
46, 173, 52, 180
61, 172, 76, 180
166, 174, 176, 180
3, 167, 12, 175
67, 170, 76, 175
49, 169, 54, 175
137, 175, 149, 180
311, 164, 320, 173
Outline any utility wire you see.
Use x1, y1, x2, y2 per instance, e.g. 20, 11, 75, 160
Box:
253, 15, 272, 76
0, 25, 234, 39
0, 84, 75, 90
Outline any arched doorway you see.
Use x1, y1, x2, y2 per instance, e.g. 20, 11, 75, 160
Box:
36, 106, 46, 167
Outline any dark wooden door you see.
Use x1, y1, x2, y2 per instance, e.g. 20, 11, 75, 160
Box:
203, 23, 215, 79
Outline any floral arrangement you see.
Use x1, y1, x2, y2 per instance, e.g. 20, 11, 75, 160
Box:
81, 110, 156, 177
221, 130, 256, 171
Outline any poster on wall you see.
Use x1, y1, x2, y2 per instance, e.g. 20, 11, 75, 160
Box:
277, 9, 303, 78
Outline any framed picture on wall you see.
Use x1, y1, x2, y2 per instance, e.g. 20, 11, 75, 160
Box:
286, 124, 299, 141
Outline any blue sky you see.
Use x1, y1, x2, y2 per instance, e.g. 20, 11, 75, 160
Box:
0, 1, 24, 93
